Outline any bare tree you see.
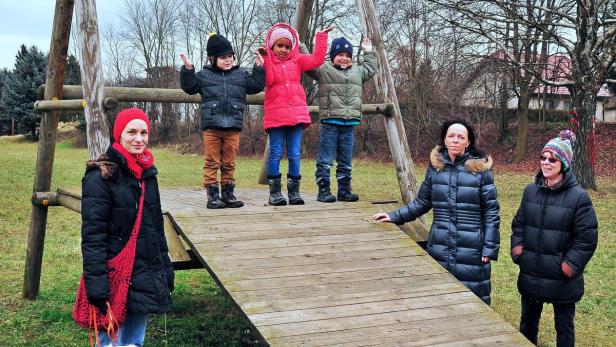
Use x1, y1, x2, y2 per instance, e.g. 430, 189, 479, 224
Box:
426, 0, 561, 162
497, 0, 616, 189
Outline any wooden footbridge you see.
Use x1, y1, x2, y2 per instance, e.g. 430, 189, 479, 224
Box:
159, 187, 528, 346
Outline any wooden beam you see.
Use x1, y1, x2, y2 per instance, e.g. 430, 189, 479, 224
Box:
23, 0, 74, 300
34, 97, 118, 111
33, 93, 391, 115
32, 191, 81, 213
74, 0, 110, 159
357, 0, 429, 233
34, 99, 85, 111
39, 84, 264, 104
258, 0, 316, 185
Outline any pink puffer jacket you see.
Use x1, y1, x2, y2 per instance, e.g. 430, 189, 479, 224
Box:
262, 23, 328, 131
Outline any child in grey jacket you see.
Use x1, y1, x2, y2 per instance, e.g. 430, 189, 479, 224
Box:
303, 37, 377, 202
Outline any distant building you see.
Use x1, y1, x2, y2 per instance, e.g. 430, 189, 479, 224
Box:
461, 52, 616, 123
505, 55, 615, 122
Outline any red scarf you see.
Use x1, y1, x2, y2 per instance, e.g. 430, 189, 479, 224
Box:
112, 143, 154, 180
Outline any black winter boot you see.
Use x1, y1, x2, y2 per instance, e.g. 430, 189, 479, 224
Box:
267, 175, 287, 206
287, 174, 305, 205
221, 182, 244, 208
337, 178, 359, 202
206, 184, 226, 209
316, 179, 336, 203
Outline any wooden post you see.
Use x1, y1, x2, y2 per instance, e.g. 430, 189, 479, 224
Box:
357, 0, 429, 234
23, 0, 74, 300
74, 0, 110, 159
258, 0, 315, 184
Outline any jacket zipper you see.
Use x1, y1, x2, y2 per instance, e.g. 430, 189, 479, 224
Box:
536, 191, 549, 267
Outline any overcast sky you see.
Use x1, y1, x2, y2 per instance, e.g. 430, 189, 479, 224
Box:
0, 0, 124, 70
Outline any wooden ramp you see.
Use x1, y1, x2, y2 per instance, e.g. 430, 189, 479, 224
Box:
160, 187, 530, 346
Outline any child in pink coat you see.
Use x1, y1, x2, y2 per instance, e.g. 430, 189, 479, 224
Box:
259, 23, 333, 206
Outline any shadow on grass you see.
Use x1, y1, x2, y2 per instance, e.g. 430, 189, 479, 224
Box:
147, 271, 266, 347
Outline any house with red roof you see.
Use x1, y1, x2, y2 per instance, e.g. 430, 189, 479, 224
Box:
504, 54, 616, 123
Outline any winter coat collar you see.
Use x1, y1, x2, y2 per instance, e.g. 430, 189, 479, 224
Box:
429, 145, 492, 173
86, 146, 157, 181
534, 168, 577, 191
204, 64, 240, 73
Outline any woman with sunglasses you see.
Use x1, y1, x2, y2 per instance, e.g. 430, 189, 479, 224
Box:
511, 130, 598, 347
373, 118, 500, 305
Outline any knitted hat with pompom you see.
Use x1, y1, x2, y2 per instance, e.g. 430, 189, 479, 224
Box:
542, 130, 575, 170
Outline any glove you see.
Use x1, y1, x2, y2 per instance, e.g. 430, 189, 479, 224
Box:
88, 297, 108, 315
361, 38, 373, 52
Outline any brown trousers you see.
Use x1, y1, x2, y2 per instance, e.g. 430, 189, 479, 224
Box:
203, 130, 241, 187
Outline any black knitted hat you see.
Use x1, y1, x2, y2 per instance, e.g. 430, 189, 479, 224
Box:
206, 34, 234, 58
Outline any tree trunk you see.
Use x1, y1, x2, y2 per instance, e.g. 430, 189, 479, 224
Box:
23, 0, 74, 300
496, 83, 509, 144
571, 90, 597, 190
74, 0, 110, 159
513, 90, 530, 162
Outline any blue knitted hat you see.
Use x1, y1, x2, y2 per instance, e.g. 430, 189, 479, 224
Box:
329, 37, 353, 62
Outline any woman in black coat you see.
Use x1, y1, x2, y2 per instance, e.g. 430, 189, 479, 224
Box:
373, 119, 500, 305
511, 130, 598, 347
81, 108, 173, 346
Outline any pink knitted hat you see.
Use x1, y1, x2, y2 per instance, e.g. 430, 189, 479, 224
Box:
268, 27, 295, 49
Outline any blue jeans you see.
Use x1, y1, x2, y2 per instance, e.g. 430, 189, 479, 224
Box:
267, 125, 303, 177
315, 124, 354, 182
98, 312, 148, 347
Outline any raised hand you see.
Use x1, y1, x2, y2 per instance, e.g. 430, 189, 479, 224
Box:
257, 47, 268, 57
180, 53, 193, 69
361, 38, 373, 52
321, 24, 335, 33
255, 51, 265, 66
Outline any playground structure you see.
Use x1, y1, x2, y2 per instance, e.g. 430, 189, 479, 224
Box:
22, 0, 530, 345
24, 0, 428, 300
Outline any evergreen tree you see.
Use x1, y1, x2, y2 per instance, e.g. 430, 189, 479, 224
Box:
1, 45, 47, 138
0, 68, 12, 135
65, 54, 81, 85
61, 54, 84, 123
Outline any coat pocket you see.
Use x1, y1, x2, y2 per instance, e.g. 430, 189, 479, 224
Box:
201, 100, 221, 122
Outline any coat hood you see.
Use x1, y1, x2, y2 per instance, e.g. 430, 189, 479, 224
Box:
86, 153, 119, 180
265, 23, 301, 62
534, 167, 578, 191
430, 145, 492, 174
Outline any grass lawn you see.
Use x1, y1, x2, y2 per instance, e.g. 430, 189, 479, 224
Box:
0, 137, 614, 346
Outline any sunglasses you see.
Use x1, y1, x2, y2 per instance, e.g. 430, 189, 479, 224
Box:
539, 155, 559, 164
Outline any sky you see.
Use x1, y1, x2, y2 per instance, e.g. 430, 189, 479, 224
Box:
0, 0, 124, 70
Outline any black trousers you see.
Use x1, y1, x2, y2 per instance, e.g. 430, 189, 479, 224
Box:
520, 296, 576, 347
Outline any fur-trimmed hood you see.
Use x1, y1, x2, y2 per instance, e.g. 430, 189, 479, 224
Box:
86, 153, 118, 179
430, 145, 492, 174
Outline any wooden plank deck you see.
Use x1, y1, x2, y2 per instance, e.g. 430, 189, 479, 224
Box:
160, 187, 531, 346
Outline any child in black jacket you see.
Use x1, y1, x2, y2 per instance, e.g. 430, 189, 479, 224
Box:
180, 34, 264, 208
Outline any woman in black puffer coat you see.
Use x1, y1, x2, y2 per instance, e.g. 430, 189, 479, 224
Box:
81, 108, 173, 346
511, 130, 597, 347
373, 119, 500, 305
